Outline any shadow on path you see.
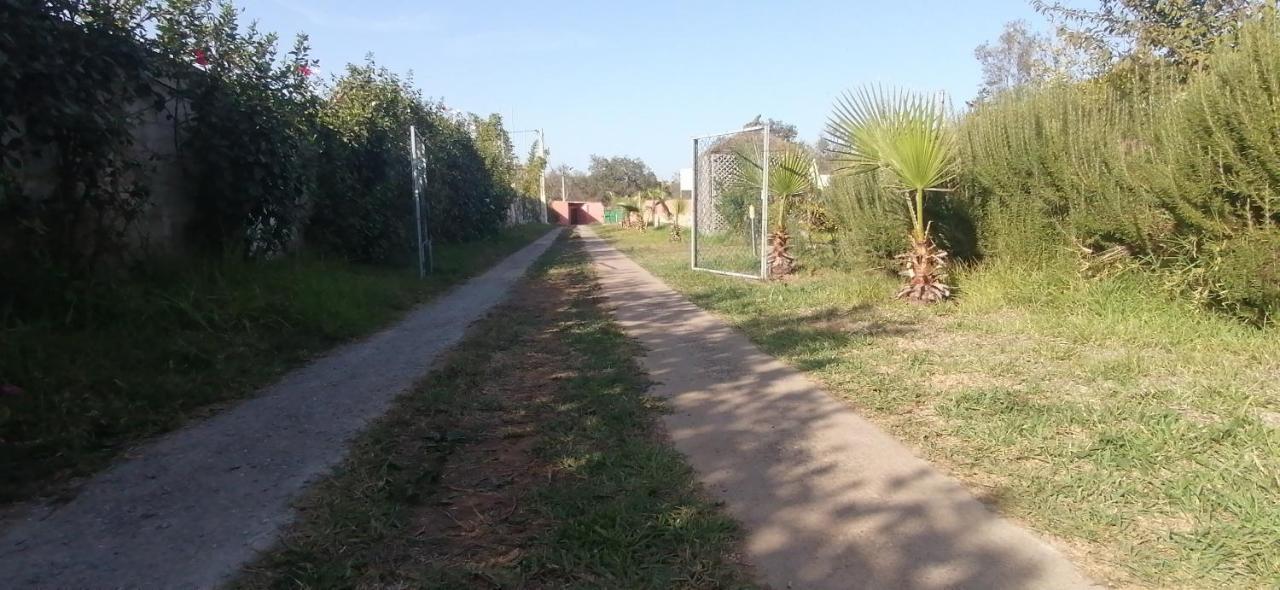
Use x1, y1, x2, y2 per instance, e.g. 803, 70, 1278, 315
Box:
579, 226, 1096, 590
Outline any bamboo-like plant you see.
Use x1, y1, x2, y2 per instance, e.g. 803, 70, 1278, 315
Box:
825, 86, 957, 302
732, 146, 817, 277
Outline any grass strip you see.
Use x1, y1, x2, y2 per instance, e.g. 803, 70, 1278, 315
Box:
235, 233, 758, 589
599, 225, 1280, 589
0, 224, 551, 504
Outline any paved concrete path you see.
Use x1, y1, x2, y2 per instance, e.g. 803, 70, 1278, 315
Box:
0, 228, 562, 590
579, 227, 1096, 590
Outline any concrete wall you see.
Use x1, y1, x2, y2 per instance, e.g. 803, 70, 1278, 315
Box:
11, 85, 194, 257
641, 199, 690, 227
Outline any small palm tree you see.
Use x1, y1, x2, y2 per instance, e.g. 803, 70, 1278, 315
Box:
668, 197, 689, 242
616, 196, 644, 230
732, 147, 817, 277
825, 86, 956, 302
641, 186, 672, 228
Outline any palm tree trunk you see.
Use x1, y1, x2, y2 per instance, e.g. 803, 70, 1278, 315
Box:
768, 228, 795, 278
896, 233, 950, 303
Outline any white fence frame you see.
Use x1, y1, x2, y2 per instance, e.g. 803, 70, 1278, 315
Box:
690, 123, 770, 280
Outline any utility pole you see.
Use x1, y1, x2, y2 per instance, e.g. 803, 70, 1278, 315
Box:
561, 171, 567, 201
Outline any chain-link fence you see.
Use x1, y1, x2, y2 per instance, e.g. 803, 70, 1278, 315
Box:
691, 125, 769, 279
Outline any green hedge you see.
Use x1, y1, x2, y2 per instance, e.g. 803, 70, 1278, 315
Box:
955, 16, 1280, 323
1, 0, 527, 278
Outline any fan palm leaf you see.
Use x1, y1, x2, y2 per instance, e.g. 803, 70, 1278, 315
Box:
825, 86, 955, 241
824, 85, 957, 302
730, 146, 817, 232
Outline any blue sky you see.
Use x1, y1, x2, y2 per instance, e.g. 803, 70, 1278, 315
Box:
247, 0, 1055, 176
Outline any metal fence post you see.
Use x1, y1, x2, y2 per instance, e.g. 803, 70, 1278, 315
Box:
691, 136, 699, 270
409, 125, 429, 278
760, 122, 770, 280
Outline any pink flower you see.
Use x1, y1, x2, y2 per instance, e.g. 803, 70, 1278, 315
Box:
298, 64, 312, 77
194, 48, 209, 66
0, 384, 23, 397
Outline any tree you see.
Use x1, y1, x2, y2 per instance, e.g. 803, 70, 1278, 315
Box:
1031, 0, 1266, 71
974, 19, 1111, 99
742, 116, 800, 142
586, 155, 659, 203
975, 20, 1057, 98
545, 164, 593, 202
825, 86, 956, 303
515, 140, 547, 200
470, 113, 515, 188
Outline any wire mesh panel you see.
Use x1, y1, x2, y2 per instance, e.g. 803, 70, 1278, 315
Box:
691, 125, 768, 279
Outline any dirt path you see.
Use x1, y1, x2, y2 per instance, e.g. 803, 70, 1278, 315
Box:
236, 235, 757, 588
579, 226, 1097, 590
0, 228, 562, 589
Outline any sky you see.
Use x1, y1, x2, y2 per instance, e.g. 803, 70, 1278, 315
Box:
246, 0, 1056, 177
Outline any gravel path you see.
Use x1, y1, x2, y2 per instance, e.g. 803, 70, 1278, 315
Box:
0, 228, 561, 590
580, 227, 1097, 590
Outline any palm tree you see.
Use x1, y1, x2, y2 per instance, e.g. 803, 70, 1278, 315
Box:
732, 146, 817, 277
667, 197, 689, 242
641, 186, 672, 228
824, 86, 956, 303
616, 196, 644, 230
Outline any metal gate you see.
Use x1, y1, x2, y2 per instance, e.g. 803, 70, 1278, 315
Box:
691, 124, 769, 279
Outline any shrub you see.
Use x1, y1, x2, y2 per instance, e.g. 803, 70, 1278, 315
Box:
0, 0, 157, 285
822, 173, 908, 270
953, 15, 1280, 321
1207, 230, 1280, 324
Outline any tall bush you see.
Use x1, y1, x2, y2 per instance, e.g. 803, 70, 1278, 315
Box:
147, 0, 320, 259
956, 14, 1280, 322
306, 62, 421, 263
3, 0, 531, 278
0, 0, 158, 289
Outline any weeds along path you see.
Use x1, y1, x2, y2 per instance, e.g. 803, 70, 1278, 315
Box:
578, 226, 1097, 590
0, 228, 562, 589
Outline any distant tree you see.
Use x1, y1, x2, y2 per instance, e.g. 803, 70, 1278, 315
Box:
586, 155, 659, 204
766, 119, 800, 142
545, 164, 593, 202
976, 21, 1055, 97
470, 113, 515, 187
1031, 0, 1266, 71
974, 20, 1107, 99
742, 116, 799, 142
515, 140, 547, 199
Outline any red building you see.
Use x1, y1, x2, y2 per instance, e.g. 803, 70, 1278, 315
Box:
548, 201, 604, 225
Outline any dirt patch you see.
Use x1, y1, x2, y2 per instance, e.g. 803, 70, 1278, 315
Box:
407, 282, 573, 586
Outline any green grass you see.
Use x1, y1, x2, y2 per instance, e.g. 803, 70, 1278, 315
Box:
0, 224, 551, 504
234, 234, 757, 589
598, 226, 1280, 589
691, 231, 762, 276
